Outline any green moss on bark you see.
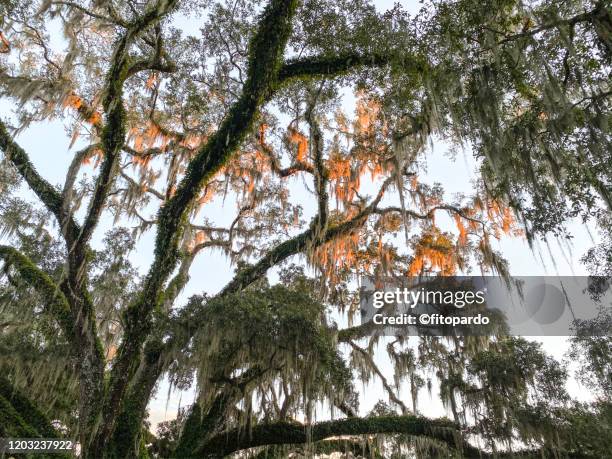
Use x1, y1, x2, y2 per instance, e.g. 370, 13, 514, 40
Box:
0, 376, 60, 438
196, 414, 470, 458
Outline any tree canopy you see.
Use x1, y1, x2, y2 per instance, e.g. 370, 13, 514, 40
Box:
0, 0, 610, 457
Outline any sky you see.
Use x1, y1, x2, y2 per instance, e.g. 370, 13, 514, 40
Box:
0, 0, 601, 433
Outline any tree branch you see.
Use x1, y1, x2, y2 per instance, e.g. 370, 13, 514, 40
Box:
349, 341, 409, 415
305, 90, 329, 241
374, 204, 486, 229
258, 126, 314, 177
0, 120, 80, 244
220, 177, 393, 295
73, 0, 179, 268
196, 414, 472, 457
103, 0, 300, 446
125, 25, 177, 79
494, 6, 604, 46
278, 52, 427, 83
49, 1, 128, 27
0, 375, 63, 438
0, 245, 73, 338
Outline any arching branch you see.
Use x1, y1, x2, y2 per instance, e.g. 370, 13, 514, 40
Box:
0, 375, 62, 439
196, 415, 475, 457
278, 52, 428, 83
73, 0, 180, 265
103, 0, 300, 445
0, 120, 80, 244
0, 245, 73, 339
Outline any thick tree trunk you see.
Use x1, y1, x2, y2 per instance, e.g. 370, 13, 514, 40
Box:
108, 342, 165, 458
59, 278, 106, 452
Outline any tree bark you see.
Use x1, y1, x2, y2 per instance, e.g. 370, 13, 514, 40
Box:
195, 415, 472, 458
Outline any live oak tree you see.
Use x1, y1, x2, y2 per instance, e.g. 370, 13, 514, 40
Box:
0, 0, 610, 457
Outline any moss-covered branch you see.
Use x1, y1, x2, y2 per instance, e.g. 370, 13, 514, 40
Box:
0, 247, 103, 443
0, 382, 71, 458
0, 119, 80, 244
74, 0, 180, 264
0, 375, 61, 438
278, 52, 427, 83
0, 394, 40, 437
0, 245, 73, 337
195, 414, 473, 457
102, 0, 300, 449
305, 95, 329, 242
108, 340, 165, 458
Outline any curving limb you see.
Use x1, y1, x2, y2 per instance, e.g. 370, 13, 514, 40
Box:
278, 52, 428, 83
0, 120, 81, 245
101, 0, 302, 447
195, 414, 476, 458
73, 0, 180, 268
0, 245, 73, 338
